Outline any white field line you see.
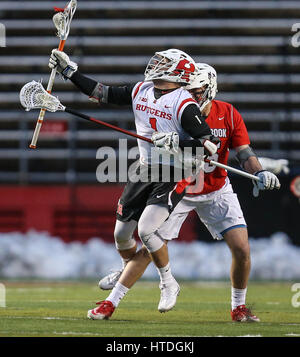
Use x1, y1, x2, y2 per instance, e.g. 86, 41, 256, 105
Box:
280, 323, 300, 326
285, 333, 300, 336
13, 288, 57, 292
53, 331, 103, 336
0, 331, 103, 337
4, 316, 82, 320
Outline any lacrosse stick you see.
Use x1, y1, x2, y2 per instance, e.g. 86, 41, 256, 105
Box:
22, 81, 152, 143
20, 80, 260, 183
29, 0, 77, 149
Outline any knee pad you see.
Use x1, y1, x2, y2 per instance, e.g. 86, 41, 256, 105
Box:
140, 232, 164, 253
114, 228, 136, 251
115, 237, 136, 251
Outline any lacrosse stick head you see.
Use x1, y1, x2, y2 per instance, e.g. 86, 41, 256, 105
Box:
53, 0, 77, 40
20, 80, 65, 112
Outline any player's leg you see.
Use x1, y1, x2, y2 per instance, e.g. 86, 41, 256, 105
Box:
194, 181, 260, 322
92, 201, 191, 319
139, 190, 195, 312
137, 204, 170, 268
114, 219, 138, 262
98, 219, 137, 290
106, 197, 192, 309
224, 227, 259, 322
137, 176, 193, 311
89, 207, 169, 320
131, 176, 190, 312
89, 245, 153, 320
138, 203, 180, 312
224, 227, 250, 290
98, 177, 150, 290
113, 193, 191, 282
88, 197, 191, 320
88, 179, 151, 319
88, 175, 189, 319
118, 245, 152, 288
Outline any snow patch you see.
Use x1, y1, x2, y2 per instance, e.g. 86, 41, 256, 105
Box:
0, 231, 299, 280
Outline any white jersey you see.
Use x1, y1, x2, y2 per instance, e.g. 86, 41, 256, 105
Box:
131, 81, 198, 166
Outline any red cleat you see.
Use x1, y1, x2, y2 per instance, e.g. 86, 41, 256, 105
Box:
87, 300, 115, 320
231, 305, 260, 322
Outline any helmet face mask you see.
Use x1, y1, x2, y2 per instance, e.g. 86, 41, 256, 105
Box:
186, 63, 218, 111
144, 49, 197, 85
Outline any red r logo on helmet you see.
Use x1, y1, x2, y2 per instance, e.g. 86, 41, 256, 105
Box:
172, 59, 195, 81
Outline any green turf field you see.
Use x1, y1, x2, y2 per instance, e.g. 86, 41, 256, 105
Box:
0, 280, 299, 337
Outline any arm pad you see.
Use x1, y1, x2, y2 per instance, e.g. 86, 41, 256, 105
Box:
236, 146, 257, 168
89, 82, 110, 104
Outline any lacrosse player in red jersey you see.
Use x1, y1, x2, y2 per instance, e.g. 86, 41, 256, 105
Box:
96, 63, 282, 322
49, 49, 219, 319
158, 63, 282, 322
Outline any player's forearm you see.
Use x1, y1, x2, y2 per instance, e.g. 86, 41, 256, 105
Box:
69, 70, 98, 96
243, 156, 263, 174
70, 71, 133, 105
235, 145, 262, 173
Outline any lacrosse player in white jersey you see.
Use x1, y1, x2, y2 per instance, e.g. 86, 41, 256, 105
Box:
49, 48, 219, 319
94, 63, 283, 322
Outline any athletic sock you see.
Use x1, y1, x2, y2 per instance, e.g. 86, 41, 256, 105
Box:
157, 263, 174, 285
107, 282, 129, 308
231, 287, 247, 310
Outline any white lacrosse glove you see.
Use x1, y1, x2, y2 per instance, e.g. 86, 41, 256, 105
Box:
252, 170, 281, 197
151, 131, 179, 154
49, 49, 78, 79
258, 157, 290, 175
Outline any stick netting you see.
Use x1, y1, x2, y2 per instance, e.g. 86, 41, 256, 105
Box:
20, 81, 65, 112
53, 0, 77, 40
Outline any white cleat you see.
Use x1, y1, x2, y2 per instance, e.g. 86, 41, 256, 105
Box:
98, 269, 123, 290
158, 280, 180, 313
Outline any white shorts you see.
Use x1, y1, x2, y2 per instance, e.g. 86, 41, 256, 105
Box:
158, 177, 247, 241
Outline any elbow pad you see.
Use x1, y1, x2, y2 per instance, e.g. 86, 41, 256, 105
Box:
236, 146, 257, 168
89, 83, 109, 104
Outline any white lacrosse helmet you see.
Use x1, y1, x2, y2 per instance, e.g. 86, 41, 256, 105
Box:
185, 63, 218, 111
144, 49, 197, 85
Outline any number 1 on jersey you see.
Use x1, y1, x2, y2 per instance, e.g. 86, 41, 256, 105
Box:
149, 117, 157, 131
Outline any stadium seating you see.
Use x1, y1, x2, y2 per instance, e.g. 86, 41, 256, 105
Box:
0, 0, 300, 243
0, 0, 299, 184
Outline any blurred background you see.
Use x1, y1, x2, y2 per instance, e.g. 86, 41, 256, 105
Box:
0, 0, 299, 280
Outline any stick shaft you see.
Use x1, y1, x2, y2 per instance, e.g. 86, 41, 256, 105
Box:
66, 108, 258, 182
65, 108, 153, 143
29, 40, 66, 149
205, 158, 259, 181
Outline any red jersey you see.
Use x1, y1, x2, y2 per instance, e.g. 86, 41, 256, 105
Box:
186, 100, 250, 195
